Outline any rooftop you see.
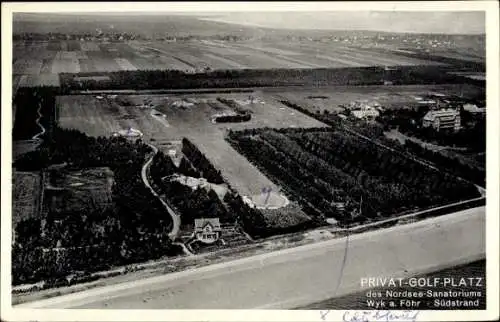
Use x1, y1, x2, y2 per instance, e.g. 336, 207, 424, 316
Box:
194, 218, 221, 231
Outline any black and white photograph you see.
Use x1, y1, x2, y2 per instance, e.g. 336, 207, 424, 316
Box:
1, 2, 499, 322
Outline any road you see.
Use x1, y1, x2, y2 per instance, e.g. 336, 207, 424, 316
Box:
32, 101, 45, 141
16, 206, 485, 309
141, 143, 181, 240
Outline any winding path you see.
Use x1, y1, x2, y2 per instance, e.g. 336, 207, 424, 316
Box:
32, 101, 45, 141
141, 143, 181, 240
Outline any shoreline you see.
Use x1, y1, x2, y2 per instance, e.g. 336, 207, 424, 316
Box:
15, 206, 485, 309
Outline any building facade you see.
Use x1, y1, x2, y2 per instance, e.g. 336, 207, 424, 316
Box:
422, 109, 461, 131
351, 108, 380, 120
194, 218, 222, 244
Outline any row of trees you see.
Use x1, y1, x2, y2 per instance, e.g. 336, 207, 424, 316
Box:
214, 114, 251, 123
57, 64, 482, 92
280, 99, 485, 188
58, 67, 387, 92
147, 148, 233, 225
227, 127, 480, 225
177, 157, 202, 178
403, 140, 486, 187
181, 138, 225, 184
216, 97, 251, 114
227, 130, 342, 222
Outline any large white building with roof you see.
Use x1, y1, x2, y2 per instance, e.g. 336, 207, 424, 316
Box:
422, 109, 461, 131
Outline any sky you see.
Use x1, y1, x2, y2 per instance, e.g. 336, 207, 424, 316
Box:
196, 12, 485, 34
14, 11, 485, 35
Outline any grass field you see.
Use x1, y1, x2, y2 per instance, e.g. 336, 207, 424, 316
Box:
58, 84, 483, 199
57, 92, 326, 226
12, 171, 42, 230
57, 95, 171, 141
268, 84, 484, 114
12, 38, 446, 93
43, 167, 114, 215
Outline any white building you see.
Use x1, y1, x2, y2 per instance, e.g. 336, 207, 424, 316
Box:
351, 108, 380, 120
422, 109, 461, 131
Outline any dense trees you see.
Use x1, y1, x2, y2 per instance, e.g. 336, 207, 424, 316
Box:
403, 140, 485, 187
227, 128, 480, 225
55, 65, 480, 92
13, 127, 183, 285
181, 138, 224, 184
213, 114, 251, 123
177, 157, 201, 178
280, 99, 485, 188
377, 108, 486, 153
58, 67, 386, 91
13, 87, 59, 140
223, 190, 269, 238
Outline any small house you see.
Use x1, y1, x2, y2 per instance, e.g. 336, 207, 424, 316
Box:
194, 218, 222, 244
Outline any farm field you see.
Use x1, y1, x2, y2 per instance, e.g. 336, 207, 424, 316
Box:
12, 171, 42, 231
145, 40, 445, 70
12, 38, 445, 92
57, 95, 170, 141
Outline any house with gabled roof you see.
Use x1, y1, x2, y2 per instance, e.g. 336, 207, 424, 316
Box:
194, 218, 222, 244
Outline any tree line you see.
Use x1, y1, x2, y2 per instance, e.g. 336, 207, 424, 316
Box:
181, 138, 225, 184
377, 108, 486, 153
227, 127, 480, 226
280, 99, 485, 188
56, 64, 482, 93
213, 114, 251, 123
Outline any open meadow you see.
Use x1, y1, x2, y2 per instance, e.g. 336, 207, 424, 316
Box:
12, 37, 446, 94
12, 171, 42, 231
267, 84, 485, 114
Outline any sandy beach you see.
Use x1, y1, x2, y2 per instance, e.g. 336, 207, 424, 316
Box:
15, 206, 485, 309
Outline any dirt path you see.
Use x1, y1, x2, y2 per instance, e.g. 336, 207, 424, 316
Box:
32, 101, 45, 141
141, 143, 182, 240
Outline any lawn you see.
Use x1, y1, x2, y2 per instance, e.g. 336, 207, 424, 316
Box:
12, 171, 42, 230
